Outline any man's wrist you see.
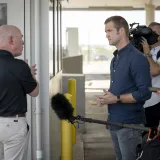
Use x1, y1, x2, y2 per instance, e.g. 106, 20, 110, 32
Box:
116, 95, 122, 103
144, 53, 151, 57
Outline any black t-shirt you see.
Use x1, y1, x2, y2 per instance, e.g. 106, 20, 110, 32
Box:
0, 50, 37, 116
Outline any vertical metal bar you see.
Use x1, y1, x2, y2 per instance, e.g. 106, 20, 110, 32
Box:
35, 0, 42, 159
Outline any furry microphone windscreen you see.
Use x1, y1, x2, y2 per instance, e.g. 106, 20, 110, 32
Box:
51, 93, 74, 122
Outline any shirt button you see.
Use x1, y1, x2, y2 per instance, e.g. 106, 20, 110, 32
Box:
112, 81, 113, 83
114, 70, 115, 72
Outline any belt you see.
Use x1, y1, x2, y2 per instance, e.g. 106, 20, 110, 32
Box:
15, 114, 26, 117
0, 114, 26, 118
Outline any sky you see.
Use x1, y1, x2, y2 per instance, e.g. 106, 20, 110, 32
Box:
49, 10, 160, 46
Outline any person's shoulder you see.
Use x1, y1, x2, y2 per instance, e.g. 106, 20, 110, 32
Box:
13, 59, 29, 70
14, 58, 26, 65
129, 45, 142, 55
152, 45, 160, 54
129, 45, 149, 66
129, 45, 146, 59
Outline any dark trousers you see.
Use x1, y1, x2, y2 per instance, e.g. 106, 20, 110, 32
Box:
145, 102, 160, 128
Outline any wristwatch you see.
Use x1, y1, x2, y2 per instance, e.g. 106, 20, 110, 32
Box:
145, 53, 151, 57
116, 95, 122, 103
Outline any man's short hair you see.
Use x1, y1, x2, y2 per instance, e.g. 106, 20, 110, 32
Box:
104, 16, 129, 37
148, 22, 160, 28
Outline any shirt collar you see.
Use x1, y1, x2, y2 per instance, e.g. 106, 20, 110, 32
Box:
113, 50, 118, 57
113, 43, 132, 57
0, 50, 14, 58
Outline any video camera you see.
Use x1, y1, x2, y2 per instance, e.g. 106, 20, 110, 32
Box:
129, 23, 159, 52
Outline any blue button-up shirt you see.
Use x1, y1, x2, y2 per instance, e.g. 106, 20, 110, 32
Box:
108, 43, 152, 126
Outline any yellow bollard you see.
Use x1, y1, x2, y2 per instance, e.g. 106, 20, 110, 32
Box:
61, 93, 73, 160
68, 79, 76, 145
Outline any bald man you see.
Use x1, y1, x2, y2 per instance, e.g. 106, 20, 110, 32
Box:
0, 25, 39, 160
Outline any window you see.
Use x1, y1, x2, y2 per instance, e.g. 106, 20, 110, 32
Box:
49, 0, 62, 78
0, 3, 7, 25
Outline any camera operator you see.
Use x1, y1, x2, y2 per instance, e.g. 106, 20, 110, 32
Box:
149, 22, 160, 39
142, 22, 160, 128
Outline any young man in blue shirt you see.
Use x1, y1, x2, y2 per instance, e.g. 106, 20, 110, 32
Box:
97, 16, 152, 160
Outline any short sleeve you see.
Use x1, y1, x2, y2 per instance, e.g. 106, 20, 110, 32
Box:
156, 50, 160, 63
19, 61, 37, 94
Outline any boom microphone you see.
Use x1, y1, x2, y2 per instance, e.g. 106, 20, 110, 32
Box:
51, 93, 150, 132
51, 93, 75, 123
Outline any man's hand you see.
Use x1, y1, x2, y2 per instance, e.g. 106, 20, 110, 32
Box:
96, 89, 117, 106
96, 89, 108, 107
30, 64, 37, 76
156, 90, 160, 96
96, 97, 104, 107
141, 37, 150, 54
25, 59, 37, 76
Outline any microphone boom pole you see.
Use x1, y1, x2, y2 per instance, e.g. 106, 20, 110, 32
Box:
51, 93, 150, 132
75, 115, 149, 132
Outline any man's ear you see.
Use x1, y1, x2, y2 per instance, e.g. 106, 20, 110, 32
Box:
118, 27, 125, 35
117, 28, 122, 35
8, 36, 14, 45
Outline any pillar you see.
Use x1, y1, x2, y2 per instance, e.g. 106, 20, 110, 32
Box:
145, 4, 155, 26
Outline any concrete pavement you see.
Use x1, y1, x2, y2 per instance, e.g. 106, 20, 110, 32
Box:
84, 92, 115, 160
74, 61, 115, 160
74, 91, 115, 160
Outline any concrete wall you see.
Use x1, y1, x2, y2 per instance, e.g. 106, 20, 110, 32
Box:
49, 71, 62, 160
62, 55, 83, 74
66, 27, 79, 56
62, 74, 85, 133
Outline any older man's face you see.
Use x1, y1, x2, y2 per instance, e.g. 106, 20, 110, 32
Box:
12, 29, 24, 57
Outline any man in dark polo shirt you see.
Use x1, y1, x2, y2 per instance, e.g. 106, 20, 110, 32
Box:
0, 25, 39, 160
96, 16, 152, 160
